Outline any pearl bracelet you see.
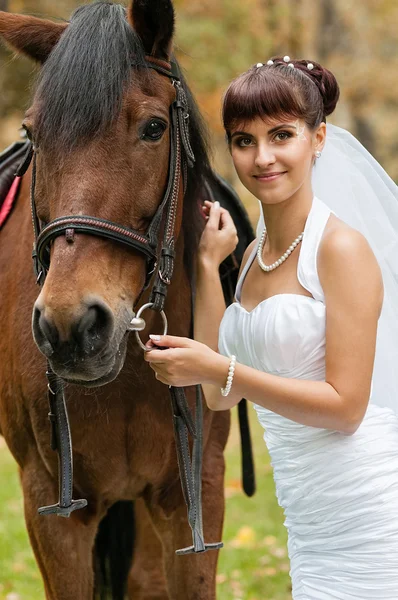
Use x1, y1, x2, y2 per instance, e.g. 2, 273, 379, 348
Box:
221, 355, 237, 397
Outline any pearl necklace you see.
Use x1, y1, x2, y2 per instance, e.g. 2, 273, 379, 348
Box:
257, 228, 304, 272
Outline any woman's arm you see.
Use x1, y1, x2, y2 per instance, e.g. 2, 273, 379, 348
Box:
194, 258, 226, 352
194, 196, 257, 402
193, 200, 240, 405
206, 223, 384, 434
146, 220, 383, 435
196, 238, 257, 408
194, 199, 240, 350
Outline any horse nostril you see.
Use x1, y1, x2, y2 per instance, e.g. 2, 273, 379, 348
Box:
32, 299, 115, 358
32, 306, 58, 356
74, 302, 114, 353
40, 313, 59, 347
77, 306, 98, 335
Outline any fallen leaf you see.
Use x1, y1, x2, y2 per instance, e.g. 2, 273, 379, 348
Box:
229, 526, 257, 548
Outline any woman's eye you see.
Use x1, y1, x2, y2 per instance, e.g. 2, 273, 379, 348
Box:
142, 119, 167, 141
236, 137, 253, 147
274, 131, 292, 142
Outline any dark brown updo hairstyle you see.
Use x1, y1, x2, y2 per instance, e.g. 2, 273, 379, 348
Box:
223, 58, 340, 140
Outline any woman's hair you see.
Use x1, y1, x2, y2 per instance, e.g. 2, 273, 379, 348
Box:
223, 58, 340, 138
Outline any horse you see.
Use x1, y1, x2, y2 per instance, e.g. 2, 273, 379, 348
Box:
0, 1, 254, 599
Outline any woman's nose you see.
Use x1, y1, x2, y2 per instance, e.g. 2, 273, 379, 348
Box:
254, 143, 276, 169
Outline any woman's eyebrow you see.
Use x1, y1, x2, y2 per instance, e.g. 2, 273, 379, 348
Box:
268, 124, 297, 134
230, 124, 297, 139
230, 131, 251, 139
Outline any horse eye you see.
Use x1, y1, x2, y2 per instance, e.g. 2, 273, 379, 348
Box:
142, 119, 167, 141
22, 123, 33, 142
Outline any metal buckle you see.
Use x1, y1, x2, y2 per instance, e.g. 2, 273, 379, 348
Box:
128, 302, 168, 352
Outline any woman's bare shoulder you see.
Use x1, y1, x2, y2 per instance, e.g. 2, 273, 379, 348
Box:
318, 213, 384, 310
319, 213, 376, 264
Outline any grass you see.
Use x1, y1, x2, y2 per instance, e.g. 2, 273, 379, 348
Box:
0, 409, 291, 599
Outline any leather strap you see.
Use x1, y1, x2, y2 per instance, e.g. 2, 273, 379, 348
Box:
170, 385, 223, 555
36, 215, 157, 269
38, 365, 88, 518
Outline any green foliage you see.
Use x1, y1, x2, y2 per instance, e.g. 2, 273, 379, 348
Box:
218, 411, 291, 599
0, 412, 291, 599
0, 440, 44, 599
1, 0, 397, 179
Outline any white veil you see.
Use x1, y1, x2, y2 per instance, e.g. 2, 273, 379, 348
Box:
256, 123, 398, 415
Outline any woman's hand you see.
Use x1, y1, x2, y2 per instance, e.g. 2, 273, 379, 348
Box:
144, 334, 229, 388
199, 200, 239, 268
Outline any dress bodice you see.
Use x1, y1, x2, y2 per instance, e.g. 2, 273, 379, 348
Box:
218, 196, 331, 381
219, 295, 326, 380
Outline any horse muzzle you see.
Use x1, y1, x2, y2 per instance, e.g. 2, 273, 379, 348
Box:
32, 295, 128, 384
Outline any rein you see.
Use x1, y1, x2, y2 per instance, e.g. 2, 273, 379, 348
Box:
18, 56, 222, 555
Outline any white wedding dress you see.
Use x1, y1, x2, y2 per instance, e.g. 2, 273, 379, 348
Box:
219, 196, 398, 599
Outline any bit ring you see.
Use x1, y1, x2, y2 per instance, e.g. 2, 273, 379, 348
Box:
133, 302, 168, 352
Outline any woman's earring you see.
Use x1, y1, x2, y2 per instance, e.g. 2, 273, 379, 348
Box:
315, 150, 322, 159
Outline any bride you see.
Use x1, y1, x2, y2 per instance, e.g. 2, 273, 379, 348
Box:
145, 56, 398, 598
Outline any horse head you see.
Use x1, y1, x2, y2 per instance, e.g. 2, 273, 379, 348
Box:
0, 1, 206, 386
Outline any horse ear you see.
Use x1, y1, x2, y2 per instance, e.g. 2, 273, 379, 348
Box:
0, 11, 68, 63
128, 0, 175, 60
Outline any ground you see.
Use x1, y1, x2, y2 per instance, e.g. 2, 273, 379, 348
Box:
0, 408, 291, 600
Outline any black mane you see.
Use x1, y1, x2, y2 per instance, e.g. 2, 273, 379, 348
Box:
35, 1, 212, 271
35, 2, 147, 151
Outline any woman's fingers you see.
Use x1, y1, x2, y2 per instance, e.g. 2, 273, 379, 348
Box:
199, 200, 238, 262
206, 200, 221, 229
205, 202, 234, 232
149, 335, 191, 348
219, 207, 234, 230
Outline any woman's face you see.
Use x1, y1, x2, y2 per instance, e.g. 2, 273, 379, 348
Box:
229, 116, 325, 205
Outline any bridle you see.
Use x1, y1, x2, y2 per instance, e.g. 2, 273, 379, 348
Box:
17, 56, 223, 555
21, 56, 194, 320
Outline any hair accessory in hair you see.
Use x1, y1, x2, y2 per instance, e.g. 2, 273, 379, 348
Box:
288, 63, 295, 68
256, 62, 263, 68
283, 55, 291, 62
267, 59, 274, 66
307, 63, 314, 70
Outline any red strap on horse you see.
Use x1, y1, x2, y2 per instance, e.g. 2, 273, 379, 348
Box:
0, 176, 22, 229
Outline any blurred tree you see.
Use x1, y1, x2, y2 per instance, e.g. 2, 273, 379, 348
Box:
0, 0, 397, 183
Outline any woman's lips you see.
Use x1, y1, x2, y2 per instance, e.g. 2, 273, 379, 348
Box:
254, 172, 286, 182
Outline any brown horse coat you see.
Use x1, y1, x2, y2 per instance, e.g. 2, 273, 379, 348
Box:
0, 2, 232, 598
